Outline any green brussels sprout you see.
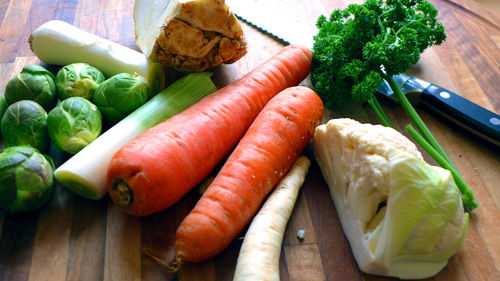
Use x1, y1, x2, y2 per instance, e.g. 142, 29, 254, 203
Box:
0, 95, 6, 121
47, 97, 102, 154
93, 73, 151, 123
0, 146, 54, 213
0, 96, 6, 140
1, 100, 49, 152
56, 63, 105, 100
4, 64, 57, 111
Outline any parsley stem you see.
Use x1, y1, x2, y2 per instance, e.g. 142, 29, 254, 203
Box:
367, 94, 392, 127
406, 124, 479, 210
383, 73, 477, 209
385, 75, 454, 166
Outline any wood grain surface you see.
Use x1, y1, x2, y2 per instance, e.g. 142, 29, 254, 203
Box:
0, 0, 499, 280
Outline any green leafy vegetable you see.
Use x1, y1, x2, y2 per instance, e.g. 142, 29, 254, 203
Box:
56, 63, 105, 100
311, 0, 477, 210
93, 73, 151, 123
1, 100, 50, 152
0, 96, 6, 118
4, 64, 58, 111
47, 97, 102, 154
0, 146, 54, 213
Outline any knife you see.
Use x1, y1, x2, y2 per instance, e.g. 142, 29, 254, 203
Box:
377, 75, 500, 147
228, 0, 500, 147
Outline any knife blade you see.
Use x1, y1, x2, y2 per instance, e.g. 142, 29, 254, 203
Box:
228, 0, 500, 147
226, 0, 315, 49
377, 74, 500, 147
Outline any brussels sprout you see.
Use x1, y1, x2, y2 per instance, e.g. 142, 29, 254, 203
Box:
4, 64, 57, 111
47, 97, 102, 154
1, 100, 49, 152
93, 73, 151, 123
0, 96, 6, 140
0, 95, 6, 121
56, 63, 105, 100
0, 146, 54, 213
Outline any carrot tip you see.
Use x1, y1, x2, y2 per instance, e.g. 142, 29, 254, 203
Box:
111, 178, 133, 207
142, 247, 181, 272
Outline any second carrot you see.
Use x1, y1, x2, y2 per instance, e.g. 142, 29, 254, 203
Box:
175, 86, 324, 263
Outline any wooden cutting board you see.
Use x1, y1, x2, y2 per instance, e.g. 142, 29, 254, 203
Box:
0, 0, 499, 280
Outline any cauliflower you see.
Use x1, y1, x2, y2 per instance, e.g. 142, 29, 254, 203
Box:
134, 0, 246, 72
312, 118, 468, 279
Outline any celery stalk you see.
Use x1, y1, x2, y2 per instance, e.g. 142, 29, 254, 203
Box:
54, 72, 217, 199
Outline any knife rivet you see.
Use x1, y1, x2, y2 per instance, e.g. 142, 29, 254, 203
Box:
490, 117, 500, 126
440, 92, 451, 99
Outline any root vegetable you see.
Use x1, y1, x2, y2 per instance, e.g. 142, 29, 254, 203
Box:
175, 86, 324, 262
233, 156, 310, 281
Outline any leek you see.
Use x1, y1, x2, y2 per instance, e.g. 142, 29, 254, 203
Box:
29, 20, 165, 94
54, 72, 217, 199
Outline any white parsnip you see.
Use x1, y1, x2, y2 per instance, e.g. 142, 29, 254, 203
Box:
233, 155, 310, 281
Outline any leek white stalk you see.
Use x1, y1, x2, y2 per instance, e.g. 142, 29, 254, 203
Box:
233, 156, 310, 281
54, 73, 217, 199
29, 20, 165, 93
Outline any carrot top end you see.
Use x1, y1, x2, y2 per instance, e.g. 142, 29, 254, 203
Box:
111, 178, 134, 207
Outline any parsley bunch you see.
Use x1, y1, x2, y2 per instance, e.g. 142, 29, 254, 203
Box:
311, 0, 478, 210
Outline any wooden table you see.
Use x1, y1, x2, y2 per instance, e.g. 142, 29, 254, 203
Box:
0, 0, 499, 280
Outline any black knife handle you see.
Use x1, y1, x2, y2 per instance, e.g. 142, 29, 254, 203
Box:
420, 84, 500, 147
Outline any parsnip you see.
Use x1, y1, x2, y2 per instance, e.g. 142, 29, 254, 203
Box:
29, 20, 165, 93
233, 156, 310, 281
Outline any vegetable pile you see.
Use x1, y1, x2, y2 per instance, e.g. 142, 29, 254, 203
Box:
310, 0, 478, 210
0, 0, 479, 278
1, 21, 216, 206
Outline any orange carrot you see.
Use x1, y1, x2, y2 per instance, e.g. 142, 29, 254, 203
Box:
106, 45, 312, 216
175, 86, 324, 263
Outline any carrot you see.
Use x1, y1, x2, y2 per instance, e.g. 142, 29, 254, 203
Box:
174, 86, 324, 263
233, 155, 311, 281
106, 45, 312, 216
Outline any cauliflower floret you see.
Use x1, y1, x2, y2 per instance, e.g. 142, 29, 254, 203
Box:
134, 0, 246, 72
312, 118, 468, 279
